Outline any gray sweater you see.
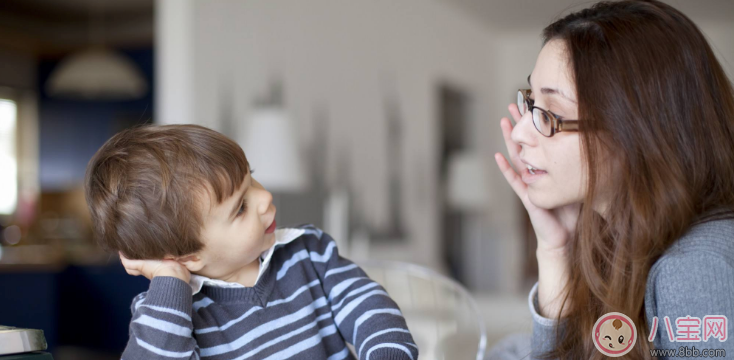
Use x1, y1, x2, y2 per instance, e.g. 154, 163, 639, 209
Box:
121, 225, 417, 360
530, 218, 734, 359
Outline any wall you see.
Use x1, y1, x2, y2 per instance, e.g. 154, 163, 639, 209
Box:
156, 0, 516, 289
698, 22, 734, 79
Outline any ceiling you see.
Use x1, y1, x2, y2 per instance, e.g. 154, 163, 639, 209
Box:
0, 0, 730, 55
0, 0, 153, 55
443, 0, 734, 31
1, 0, 152, 16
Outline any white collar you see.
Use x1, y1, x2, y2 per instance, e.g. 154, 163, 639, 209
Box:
188, 227, 305, 295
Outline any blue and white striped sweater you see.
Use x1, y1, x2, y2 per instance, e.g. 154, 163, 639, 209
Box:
122, 225, 418, 360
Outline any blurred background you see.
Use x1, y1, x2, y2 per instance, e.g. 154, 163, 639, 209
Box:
0, 0, 731, 359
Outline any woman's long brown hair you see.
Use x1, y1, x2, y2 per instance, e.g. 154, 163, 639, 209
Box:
541, 1, 734, 358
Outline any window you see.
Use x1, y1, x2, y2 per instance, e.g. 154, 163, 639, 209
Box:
0, 99, 17, 215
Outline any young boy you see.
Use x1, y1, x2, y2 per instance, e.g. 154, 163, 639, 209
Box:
85, 124, 418, 360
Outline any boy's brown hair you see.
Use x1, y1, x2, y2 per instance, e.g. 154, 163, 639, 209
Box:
84, 124, 249, 259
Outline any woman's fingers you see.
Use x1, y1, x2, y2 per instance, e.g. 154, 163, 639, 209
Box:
497, 152, 570, 249
500, 117, 526, 173
499, 102, 535, 177
507, 103, 530, 171
508, 103, 523, 124
495, 153, 528, 199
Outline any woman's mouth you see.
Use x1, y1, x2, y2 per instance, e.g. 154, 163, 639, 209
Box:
526, 164, 547, 175
265, 220, 277, 234
521, 164, 548, 184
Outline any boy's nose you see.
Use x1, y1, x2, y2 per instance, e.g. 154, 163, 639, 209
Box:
257, 188, 273, 215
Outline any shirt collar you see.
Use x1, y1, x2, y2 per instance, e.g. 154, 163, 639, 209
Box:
188, 227, 305, 295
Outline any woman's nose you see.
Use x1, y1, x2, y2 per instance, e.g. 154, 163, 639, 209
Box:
511, 110, 537, 147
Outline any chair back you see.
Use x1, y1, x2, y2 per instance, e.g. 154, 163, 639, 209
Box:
357, 260, 487, 360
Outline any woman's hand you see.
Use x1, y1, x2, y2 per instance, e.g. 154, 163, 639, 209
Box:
494, 103, 579, 250
120, 252, 191, 284
494, 103, 580, 318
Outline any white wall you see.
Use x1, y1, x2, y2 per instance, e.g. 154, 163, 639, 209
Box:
699, 22, 734, 79
156, 0, 517, 288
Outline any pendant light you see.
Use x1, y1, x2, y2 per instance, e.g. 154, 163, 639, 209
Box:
45, 1, 148, 100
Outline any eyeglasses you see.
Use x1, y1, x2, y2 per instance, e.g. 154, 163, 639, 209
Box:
517, 89, 579, 137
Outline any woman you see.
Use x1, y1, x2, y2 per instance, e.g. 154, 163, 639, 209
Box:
495, 1, 734, 359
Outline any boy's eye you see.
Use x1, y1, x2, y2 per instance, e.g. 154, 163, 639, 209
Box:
237, 200, 247, 216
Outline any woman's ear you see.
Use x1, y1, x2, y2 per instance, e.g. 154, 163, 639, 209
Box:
177, 254, 205, 272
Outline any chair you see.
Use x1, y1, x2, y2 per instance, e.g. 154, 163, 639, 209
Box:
357, 260, 487, 360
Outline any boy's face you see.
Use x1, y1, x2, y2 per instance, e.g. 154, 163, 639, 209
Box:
191, 170, 277, 281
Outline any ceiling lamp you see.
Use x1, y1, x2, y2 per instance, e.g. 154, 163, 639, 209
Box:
45, 48, 148, 100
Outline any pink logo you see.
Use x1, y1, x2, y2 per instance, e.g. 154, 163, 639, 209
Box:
703, 316, 728, 342
648, 315, 728, 343
593, 312, 637, 357
676, 316, 702, 342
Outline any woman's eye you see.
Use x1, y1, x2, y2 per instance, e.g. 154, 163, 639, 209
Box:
541, 112, 552, 124
618, 335, 624, 344
550, 111, 564, 120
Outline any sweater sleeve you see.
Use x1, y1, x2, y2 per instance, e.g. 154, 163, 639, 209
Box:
121, 276, 200, 360
528, 282, 565, 360
645, 249, 734, 359
300, 225, 419, 360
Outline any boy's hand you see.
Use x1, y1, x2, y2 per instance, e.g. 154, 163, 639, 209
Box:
120, 252, 191, 283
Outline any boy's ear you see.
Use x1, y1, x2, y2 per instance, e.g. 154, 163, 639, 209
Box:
176, 254, 205, 272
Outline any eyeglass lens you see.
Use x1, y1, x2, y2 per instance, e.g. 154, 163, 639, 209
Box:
517, 90, 553, 136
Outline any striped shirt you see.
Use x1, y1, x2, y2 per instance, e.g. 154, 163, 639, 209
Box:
121, 225, 418, 360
